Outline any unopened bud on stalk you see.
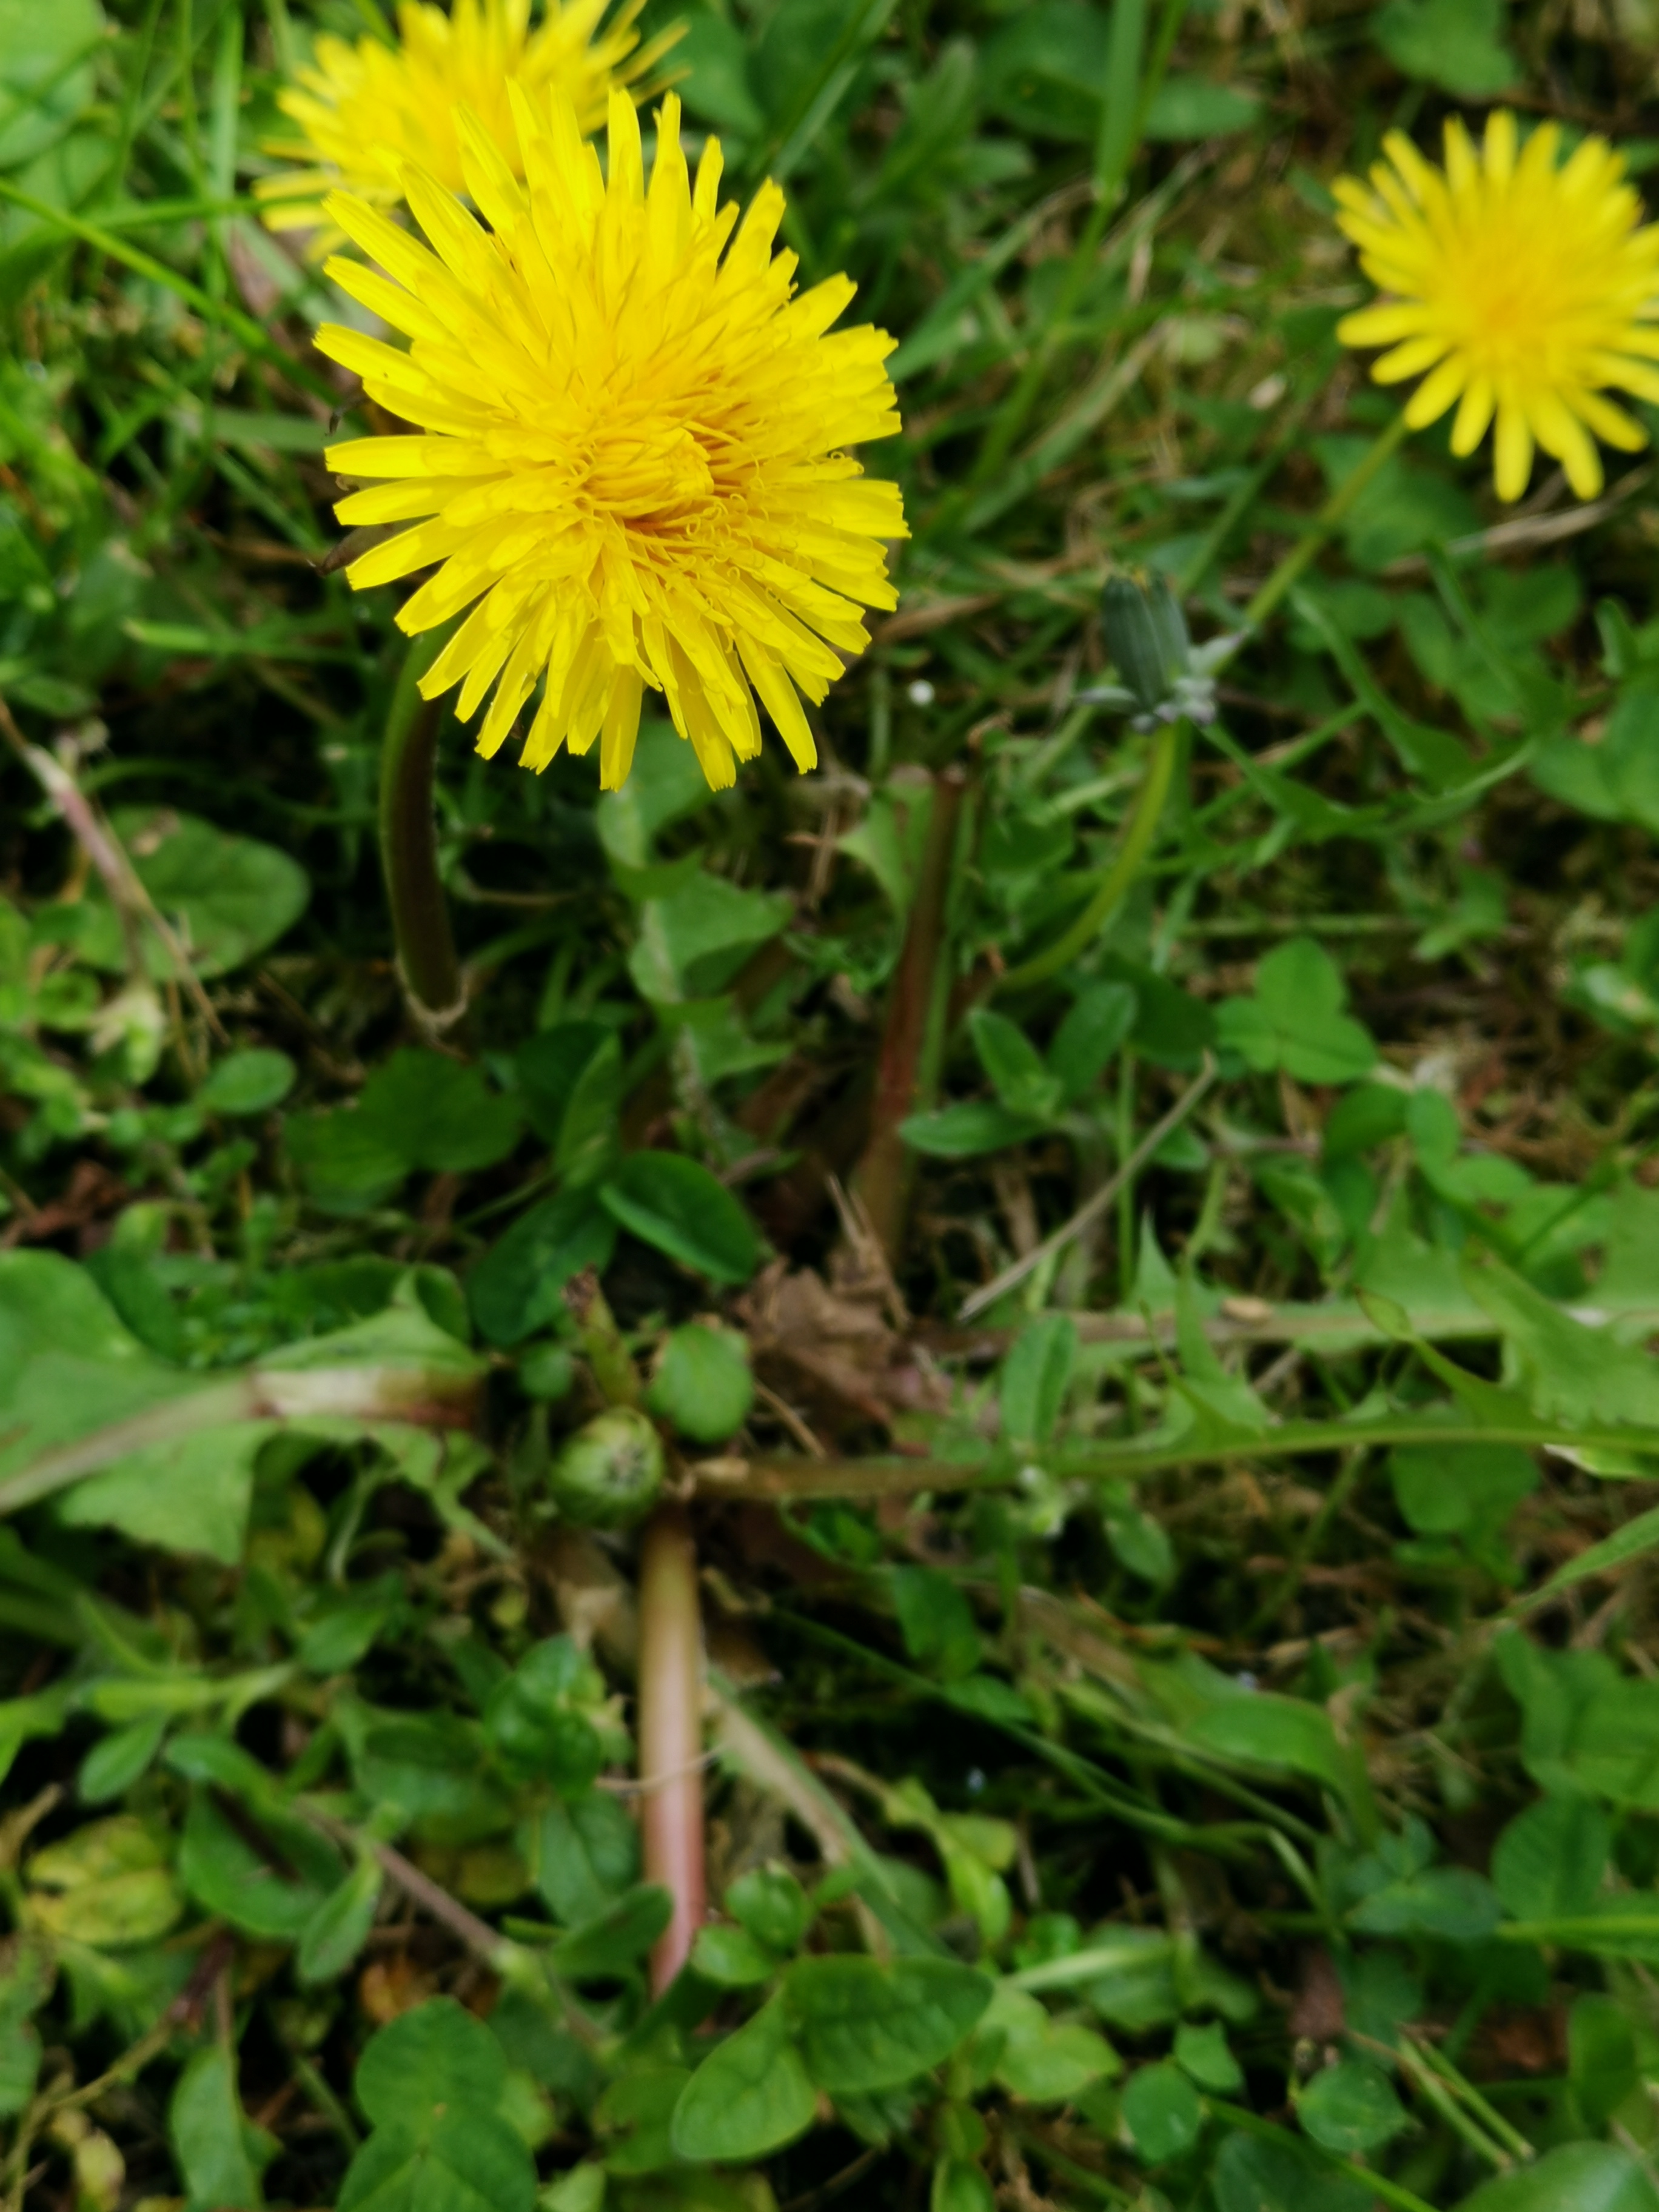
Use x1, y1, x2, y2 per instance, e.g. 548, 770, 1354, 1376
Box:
1082, 568, 1232, 728
549, 1406, 665, 1529
1102, 569, 1190, 717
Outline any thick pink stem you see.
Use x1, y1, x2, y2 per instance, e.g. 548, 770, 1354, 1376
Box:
638, 1504, 705, 1994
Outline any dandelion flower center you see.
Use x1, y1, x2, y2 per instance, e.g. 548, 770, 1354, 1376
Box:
1334, 110, 1659, 501
314, 89, 907, 794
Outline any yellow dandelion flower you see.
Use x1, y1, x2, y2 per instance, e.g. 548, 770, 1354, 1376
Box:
1334, 110, 1659, 503
313, 89, 907, 794
254, 0, 679, 244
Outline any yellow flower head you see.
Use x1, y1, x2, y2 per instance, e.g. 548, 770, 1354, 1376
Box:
1334, 111, 1659, 502
255, 0, 679, 241
315, 90, 907, 793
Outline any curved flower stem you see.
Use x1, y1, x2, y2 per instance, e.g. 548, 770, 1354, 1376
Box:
638, 1503, 706, 1996
854, 765, 969, 1261
380, 639, 466, 1037
996, 717, 1181, 996
1242, 410, 1411, 631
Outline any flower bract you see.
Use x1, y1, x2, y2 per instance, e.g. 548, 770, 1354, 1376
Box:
1334, 110, 1659, 501
255, 0, 677, 244
315, 90, 906, 792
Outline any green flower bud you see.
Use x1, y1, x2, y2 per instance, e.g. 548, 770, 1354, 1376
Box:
548, 1406, 665, 1528
1101, 569, 1191, 717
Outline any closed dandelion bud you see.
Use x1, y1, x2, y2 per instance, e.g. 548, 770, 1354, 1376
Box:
1101, 571, 1191, 717
548, 1407, 665, 1529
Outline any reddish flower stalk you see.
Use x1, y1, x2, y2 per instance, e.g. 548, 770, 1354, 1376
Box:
637, 1503, 706, 1994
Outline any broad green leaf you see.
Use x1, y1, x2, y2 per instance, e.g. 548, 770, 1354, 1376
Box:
932, 2162, 996, 2212
529, 1794, 638, 1926
594, 720, 711, 869
669, 11, 764, 135
1144, 75, 1259, 138
1463, 1250, 1659, 1427
1000, 1314, 1077, 1447
297, 1855, 383, 1986
671, 1994, 816, 2161
25, 1815, 183, 1947
981, 0, 1105, 140
595, 2066, 689, 2176
1569, 1995, 1637, 2128
469, 1190, 617, 1348
785, 1955, 993, 2092
1099, 1479, 1175, 1586
518, 1025, 622, 1185
1182, 1691, 1353, 1800
1492, 1797, 1609, 1922
0, 1251, 213, 1490
1173, 2021, 1241, 2094
1173, 1274, 1272, 1436
689, 1923, 779, 1988
978, 1988, 1118, 2103
891, 1566, 981, 1680
357, 1050, 523, 1176
1389, 1443, 1536, 1538
1050, 980, 1137, 1102
177, 1793, 342, 1941
837, 784, 931, 916
198, 1048, 295, 1116
1296, 2059, 1408, 2154
1529, 1503, 1659, 1608
1349, 1864, 1500, 1940
968, 1008, 1061, 1118
599, 1152, 761, 1284
727, 1865, 811, 1954
628, 872, 791, 1004
1457, 2142, 1659, 2212
900, 1101, 1050, 1157
0, 2017, 39, 2119
27, 1863, 182, 1945
517, 1022, 613, 1145
551, 1884, 672, 1980
58, 1420, 269, 1564
355, 1712, 509, 1830
337, 2112, 537, 2212
79, 808, 309, 979
78, 1714, 168, 1805
1216, 939, 1376, 1085
357, 1999, 508, 2131
284, 1108, 409, 1216
1373, 0, 1517, 94
170, 2046, 267, 2212
0, 0, 102, 167
1121, 2060, 1202, 2163
1212, 2131, 1371, 2212
645, 1322, 754, 1443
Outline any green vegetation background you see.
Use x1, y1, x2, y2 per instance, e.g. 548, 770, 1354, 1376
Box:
7, 0, 1659, 2208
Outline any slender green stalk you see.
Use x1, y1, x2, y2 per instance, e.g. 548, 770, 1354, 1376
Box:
380, 642, 466, 1035
1243, 412, 1412, 630
997, 719, 1181, 994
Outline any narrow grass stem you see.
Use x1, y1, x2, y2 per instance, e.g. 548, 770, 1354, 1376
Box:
380, 642, 466, 1038
997, 719, 1181, 995
1242, 412, 1412, 631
